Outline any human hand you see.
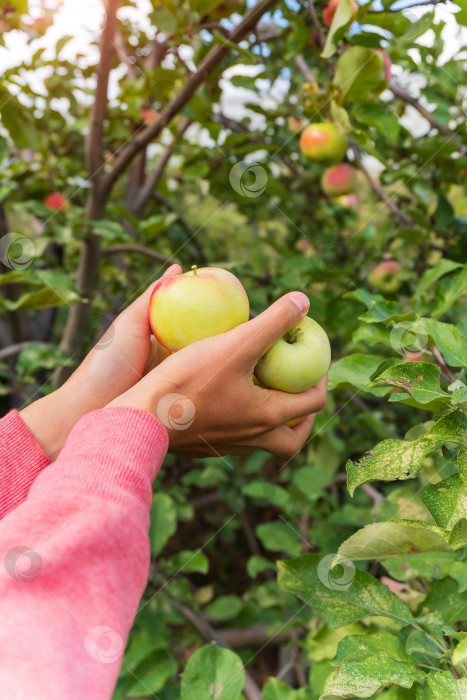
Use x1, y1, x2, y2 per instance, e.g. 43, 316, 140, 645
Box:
109, 292, 327, 458
20, 264, 182, 459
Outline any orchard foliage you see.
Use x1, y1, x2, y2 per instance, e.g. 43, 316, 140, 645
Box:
0, 0, 467, 698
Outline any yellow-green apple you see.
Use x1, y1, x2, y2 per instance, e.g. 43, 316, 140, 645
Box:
321, 163, 357, 196
300, 123, 347, 163
369, 260, 402, 293
255, 316, 331, 393
287, 117, 304, 133
44, 193, 68, 212
149, 266, 249, 352
323, 0, 358, 27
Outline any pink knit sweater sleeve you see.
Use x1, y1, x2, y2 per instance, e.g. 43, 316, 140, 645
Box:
0, 406, 168, 700
0, 410, 51, 519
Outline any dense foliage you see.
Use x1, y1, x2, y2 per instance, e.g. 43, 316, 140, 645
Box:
0, 0, 466, 697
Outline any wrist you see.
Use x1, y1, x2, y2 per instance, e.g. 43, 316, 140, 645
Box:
20, 383, 96, 460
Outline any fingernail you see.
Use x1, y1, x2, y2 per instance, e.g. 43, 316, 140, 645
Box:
290, 292, 310, 313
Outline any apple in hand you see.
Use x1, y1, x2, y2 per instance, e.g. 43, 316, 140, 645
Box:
369, 260, 402, 293
255, 316, 331, 394
149, 266, 249, 352
321, 163, 358, 196
300, 123, 347, 163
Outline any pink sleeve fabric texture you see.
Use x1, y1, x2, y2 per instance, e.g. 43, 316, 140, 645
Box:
0, 410, 52, 519
0, 406, 168, 700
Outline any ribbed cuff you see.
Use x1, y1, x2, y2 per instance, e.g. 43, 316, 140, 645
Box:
0, 411, 52, 519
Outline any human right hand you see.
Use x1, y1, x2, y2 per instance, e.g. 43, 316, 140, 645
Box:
108, 292, 327, 459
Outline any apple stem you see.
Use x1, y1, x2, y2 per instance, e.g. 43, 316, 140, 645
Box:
191, 265, 198, 275
287, 327, 301, 344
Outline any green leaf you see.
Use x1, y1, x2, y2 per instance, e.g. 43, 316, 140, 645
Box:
359, 300, 414, 324
406, 630, 444, 661
333, 47, 389, 103
206, 595, 243, 622
337, 521, 452, 562
149, 493, 177, 556
262, 678, 311, 699
417, 671, 467, 699
277, 554, 415, 629
432, 265, 467, 318
352, 103, 400, 142
421, 577, 467, 624
423, 475, 467, 531
246, 556, 275, 578
346, 411, 467, 496
322, 0, 356, 58
459, 447, 467, 484
305, 624, 364, 662
382, 552, 467, 592
292, 466, 334, 503
163, 550, 209, 575
322, 639, 424, 698
256, 521, 302, 557
375, 361, 450, 405
417, 318, 467, 368
3, 286, 80, 311
334, 632, 410, 662
452, 637, 467, 666
328, 354, 387, 394
243, 480, 294, 511
414, 259, 463, 299
124, 649, 177, 696
180, 644, 245, 700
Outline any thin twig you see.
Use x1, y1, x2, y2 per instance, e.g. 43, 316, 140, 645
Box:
432, 345, 455, 383
304, 0, 325, 48
294, 54, 315, 82
349, 140, 414, 226
103, 0, 279, 192
391, 81, 466, 155
0, 342, 50, 362
102, 244, 177, 265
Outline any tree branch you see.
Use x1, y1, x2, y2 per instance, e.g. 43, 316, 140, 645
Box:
349, 140, 414, 226
175, 603, 262, 700
151, 192, 208, 264
86, 0, 119, 183
102, 244, 177, 265
133, 117, 191, 217
103, 0, 280, 193
391, 81, 466, 155
294, 54, 315, 82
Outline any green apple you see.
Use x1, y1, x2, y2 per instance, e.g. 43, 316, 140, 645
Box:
150, 265, 249, 352
368, 260, 402, 293
299, 123, 347, 163
254, 316, 331, 393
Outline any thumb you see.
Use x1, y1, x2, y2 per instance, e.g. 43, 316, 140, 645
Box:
233, 292, 310, 363
125, 264, 182, 319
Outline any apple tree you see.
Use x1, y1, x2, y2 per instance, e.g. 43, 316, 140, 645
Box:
0, 0, 466, 697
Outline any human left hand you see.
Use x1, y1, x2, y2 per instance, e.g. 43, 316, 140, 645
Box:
20, 264, 182, 459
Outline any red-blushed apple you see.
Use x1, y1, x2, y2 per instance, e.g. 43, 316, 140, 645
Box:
287, 117, 304, 133
335, 193, 359, 208
44, 193, 68, 212
376, 49, 392, 84
255, 316, 331, 394
321, 163, 358, 196
141, 107, 160, 125
149, 266, 250, 352
369, 260, 402, 293
323, 0, 358, 27
300, 123, 347, 163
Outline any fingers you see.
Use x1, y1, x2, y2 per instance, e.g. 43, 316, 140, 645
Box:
254, 414, 316, 459
124, 264, 182, 319
231, 292, 310, 365
264, 375, 328, 427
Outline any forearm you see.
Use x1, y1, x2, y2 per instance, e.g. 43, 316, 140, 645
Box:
0, 406, 168, 699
